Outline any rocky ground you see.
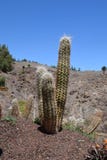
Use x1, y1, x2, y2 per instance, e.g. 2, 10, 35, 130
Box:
0, 118, 94, 160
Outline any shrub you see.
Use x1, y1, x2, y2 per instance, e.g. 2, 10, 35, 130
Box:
51, 65, 56, 68
85, 139, 107, 160
0, 76, 5, 87
28, 64, 31, 68
0, 44, 14, 72
101, 66, 106, 74
18, 100, 26, 114
34, 117, 41, 125
21, 59, 28, 62
2, 115, 17, 124
22, 65, 25, 74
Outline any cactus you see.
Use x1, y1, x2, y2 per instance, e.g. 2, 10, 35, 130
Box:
56, 36, 71, 130
41, 72, 58, 133
24, 95, 34, 119
36, 67, 47, 124
36, 36, 71, 133
36, 68, 58, 133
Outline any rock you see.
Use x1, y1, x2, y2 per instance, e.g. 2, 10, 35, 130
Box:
8, 98, 20, 118
95, 132, 107, 144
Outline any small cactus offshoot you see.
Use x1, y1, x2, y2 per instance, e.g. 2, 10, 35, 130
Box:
36, 67, 47, 125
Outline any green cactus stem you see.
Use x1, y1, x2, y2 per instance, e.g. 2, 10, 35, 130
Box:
56, 36, 71, 131
36, 67, 47, 124
24, 95, 34, 119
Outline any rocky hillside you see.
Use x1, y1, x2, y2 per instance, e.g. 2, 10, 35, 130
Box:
0, 61, 107, 142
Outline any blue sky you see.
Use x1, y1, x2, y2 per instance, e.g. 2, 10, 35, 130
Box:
0, 0, 107, 70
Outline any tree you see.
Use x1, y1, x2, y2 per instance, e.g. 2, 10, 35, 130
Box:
101, 66, 106, 74
0, 44, 14, 72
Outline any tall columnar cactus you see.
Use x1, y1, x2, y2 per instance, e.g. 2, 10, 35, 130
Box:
56, 36, 71, 130
36, 67, 47, 124
36, 36, 71, 133
24, 95, 34, 119
37, 68, 58, 133
41, 72, 58, 133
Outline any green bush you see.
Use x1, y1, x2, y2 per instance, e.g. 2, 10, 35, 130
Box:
34, 117, 41, 125
63, 122, 95, 141
2, 115, 17, 124
63, 122, 82, 132
101, 66, 106, 74
0, 44, 14, 72
28, 64, 31, 67
18, 100, 26, 114
21, 59, 28, 62
0, 76, 5, 87
51, 65, 56, 68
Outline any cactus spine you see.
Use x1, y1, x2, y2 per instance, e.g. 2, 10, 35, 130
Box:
56, 36, 71, 130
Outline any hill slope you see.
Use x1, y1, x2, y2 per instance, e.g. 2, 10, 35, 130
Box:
0, 61, 107, 141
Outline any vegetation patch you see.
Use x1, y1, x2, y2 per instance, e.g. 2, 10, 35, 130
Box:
63, 122, 82, 132
0, 44, 15, 72
34, 117, 41, 125
85, 139, 107, 160
2, 115, 17, 124
0, 76, 5, 87
18, 100, 26, 115
63, 122, 95, 141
